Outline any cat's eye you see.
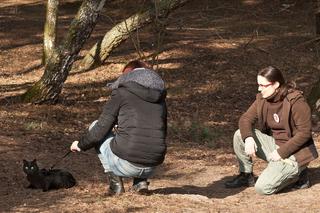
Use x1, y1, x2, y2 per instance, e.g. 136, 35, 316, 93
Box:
25, 166, 28, 169
31, 166, 34, 170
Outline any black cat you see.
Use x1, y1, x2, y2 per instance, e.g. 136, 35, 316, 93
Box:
23, 159, 76, 192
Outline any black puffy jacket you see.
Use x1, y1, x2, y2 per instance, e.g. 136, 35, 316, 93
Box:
78, 68, 167, 167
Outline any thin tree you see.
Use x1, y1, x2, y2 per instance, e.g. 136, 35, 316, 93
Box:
316, 0, 320, 35
22, 0, 107, 104
308, 77, 320, 115
43, 0, 59, 65
22, 0, 190, 104
308, 1, 320, 115
78, 0, 190, 72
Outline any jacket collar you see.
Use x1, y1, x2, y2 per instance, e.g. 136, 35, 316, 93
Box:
256, 90, 303, 137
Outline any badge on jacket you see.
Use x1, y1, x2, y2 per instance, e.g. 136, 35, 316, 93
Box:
273, 113, 280, 123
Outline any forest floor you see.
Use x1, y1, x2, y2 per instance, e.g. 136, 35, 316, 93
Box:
1, 0, 320, 212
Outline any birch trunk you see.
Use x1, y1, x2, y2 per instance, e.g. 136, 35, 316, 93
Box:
78, 0, 190, 72
43, 0, 59, 64
22, 0, 107, 104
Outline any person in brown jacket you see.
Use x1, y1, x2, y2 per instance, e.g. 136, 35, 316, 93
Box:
224, 66, 318, 195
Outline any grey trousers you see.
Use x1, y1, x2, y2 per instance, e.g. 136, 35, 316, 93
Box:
233, 129, 305, 195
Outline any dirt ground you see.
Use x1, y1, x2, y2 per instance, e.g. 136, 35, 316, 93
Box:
1, 0, 320, 212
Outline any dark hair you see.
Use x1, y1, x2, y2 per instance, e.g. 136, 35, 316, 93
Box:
258, 66, 296, 99
122, 60, 151, 73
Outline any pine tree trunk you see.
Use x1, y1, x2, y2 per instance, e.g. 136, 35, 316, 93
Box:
308, 1, 320, 115
78, 0, 190, 72
43, 0, 59, 65
316, 0, 320, 35
22, 0, 107, 104
316, 13, 320, 35
308, 77, 320, 114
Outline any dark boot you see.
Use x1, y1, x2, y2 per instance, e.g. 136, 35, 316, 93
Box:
225, 172, 255, 188
131, 178, 149, 194
106, 172, 125, 195
293, 168, 310, 190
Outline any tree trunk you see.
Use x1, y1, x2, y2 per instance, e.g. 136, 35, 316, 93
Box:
22, 0, 107, 104
308, 77, 320, 114
316, 0, 320, 35
317, 13, 320, 35
43, 0, 59, 65
78, 0, 190, 72
310, 1, 320, 116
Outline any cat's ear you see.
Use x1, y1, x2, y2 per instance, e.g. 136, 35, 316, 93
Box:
23, 159, 27, 164
32, 159, 37, 163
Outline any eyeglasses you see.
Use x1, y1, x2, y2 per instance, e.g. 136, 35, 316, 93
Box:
258, 83, 273, 88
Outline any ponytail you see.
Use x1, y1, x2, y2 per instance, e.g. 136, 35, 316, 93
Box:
278, 81, 296, 99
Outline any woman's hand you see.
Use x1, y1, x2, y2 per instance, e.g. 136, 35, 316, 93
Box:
70, 140, 81, 152
244, 137, 257, 157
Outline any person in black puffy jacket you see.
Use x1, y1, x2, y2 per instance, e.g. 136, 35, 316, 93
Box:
70, 60, 167, 195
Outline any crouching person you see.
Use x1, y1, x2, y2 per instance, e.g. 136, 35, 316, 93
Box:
224, 66, 318, 195
70, 60, 167, 195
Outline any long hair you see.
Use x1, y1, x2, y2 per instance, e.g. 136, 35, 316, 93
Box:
258, 66, 296, 99
122, 60, 151, 74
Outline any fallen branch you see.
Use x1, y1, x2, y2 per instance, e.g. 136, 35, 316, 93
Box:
293, 37, 320, 49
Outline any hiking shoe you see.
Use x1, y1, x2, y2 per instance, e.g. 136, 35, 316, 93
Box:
106, 172, 125, 196
131, 181, 150, 194
293, 168, 310, 190
225, 172, 255, 188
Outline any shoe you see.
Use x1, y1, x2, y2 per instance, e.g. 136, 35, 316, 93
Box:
106, 172, 125, 195
225, 172, 255, 188
131, 178, 149, 194
293, 168, 310, 190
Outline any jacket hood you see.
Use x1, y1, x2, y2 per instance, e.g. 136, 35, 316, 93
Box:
120, 81, 166, 103
256, 89, 304, 104
108, 68, 165, 90
108, 68, 166, 103
286, 90, 304, 104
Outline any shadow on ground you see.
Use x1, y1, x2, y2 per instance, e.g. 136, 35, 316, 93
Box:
150, 167, 320, 198
149, 175, 247, 199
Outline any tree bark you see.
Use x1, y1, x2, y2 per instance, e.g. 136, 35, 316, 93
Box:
78, 0, 190, 72
22, 0, 107, 104
316, 0, 320, 35
43, 0, 59, 65
309, 1, 320, 115
308, 77, 320, 114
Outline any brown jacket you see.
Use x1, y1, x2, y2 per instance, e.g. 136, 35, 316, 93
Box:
239, 90, 318, 166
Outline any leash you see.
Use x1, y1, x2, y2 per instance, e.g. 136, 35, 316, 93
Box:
50, 150, 72, 170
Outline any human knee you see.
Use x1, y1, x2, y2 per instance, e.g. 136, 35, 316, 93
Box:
254, 182, 275, 195
233, 129, 243, 147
